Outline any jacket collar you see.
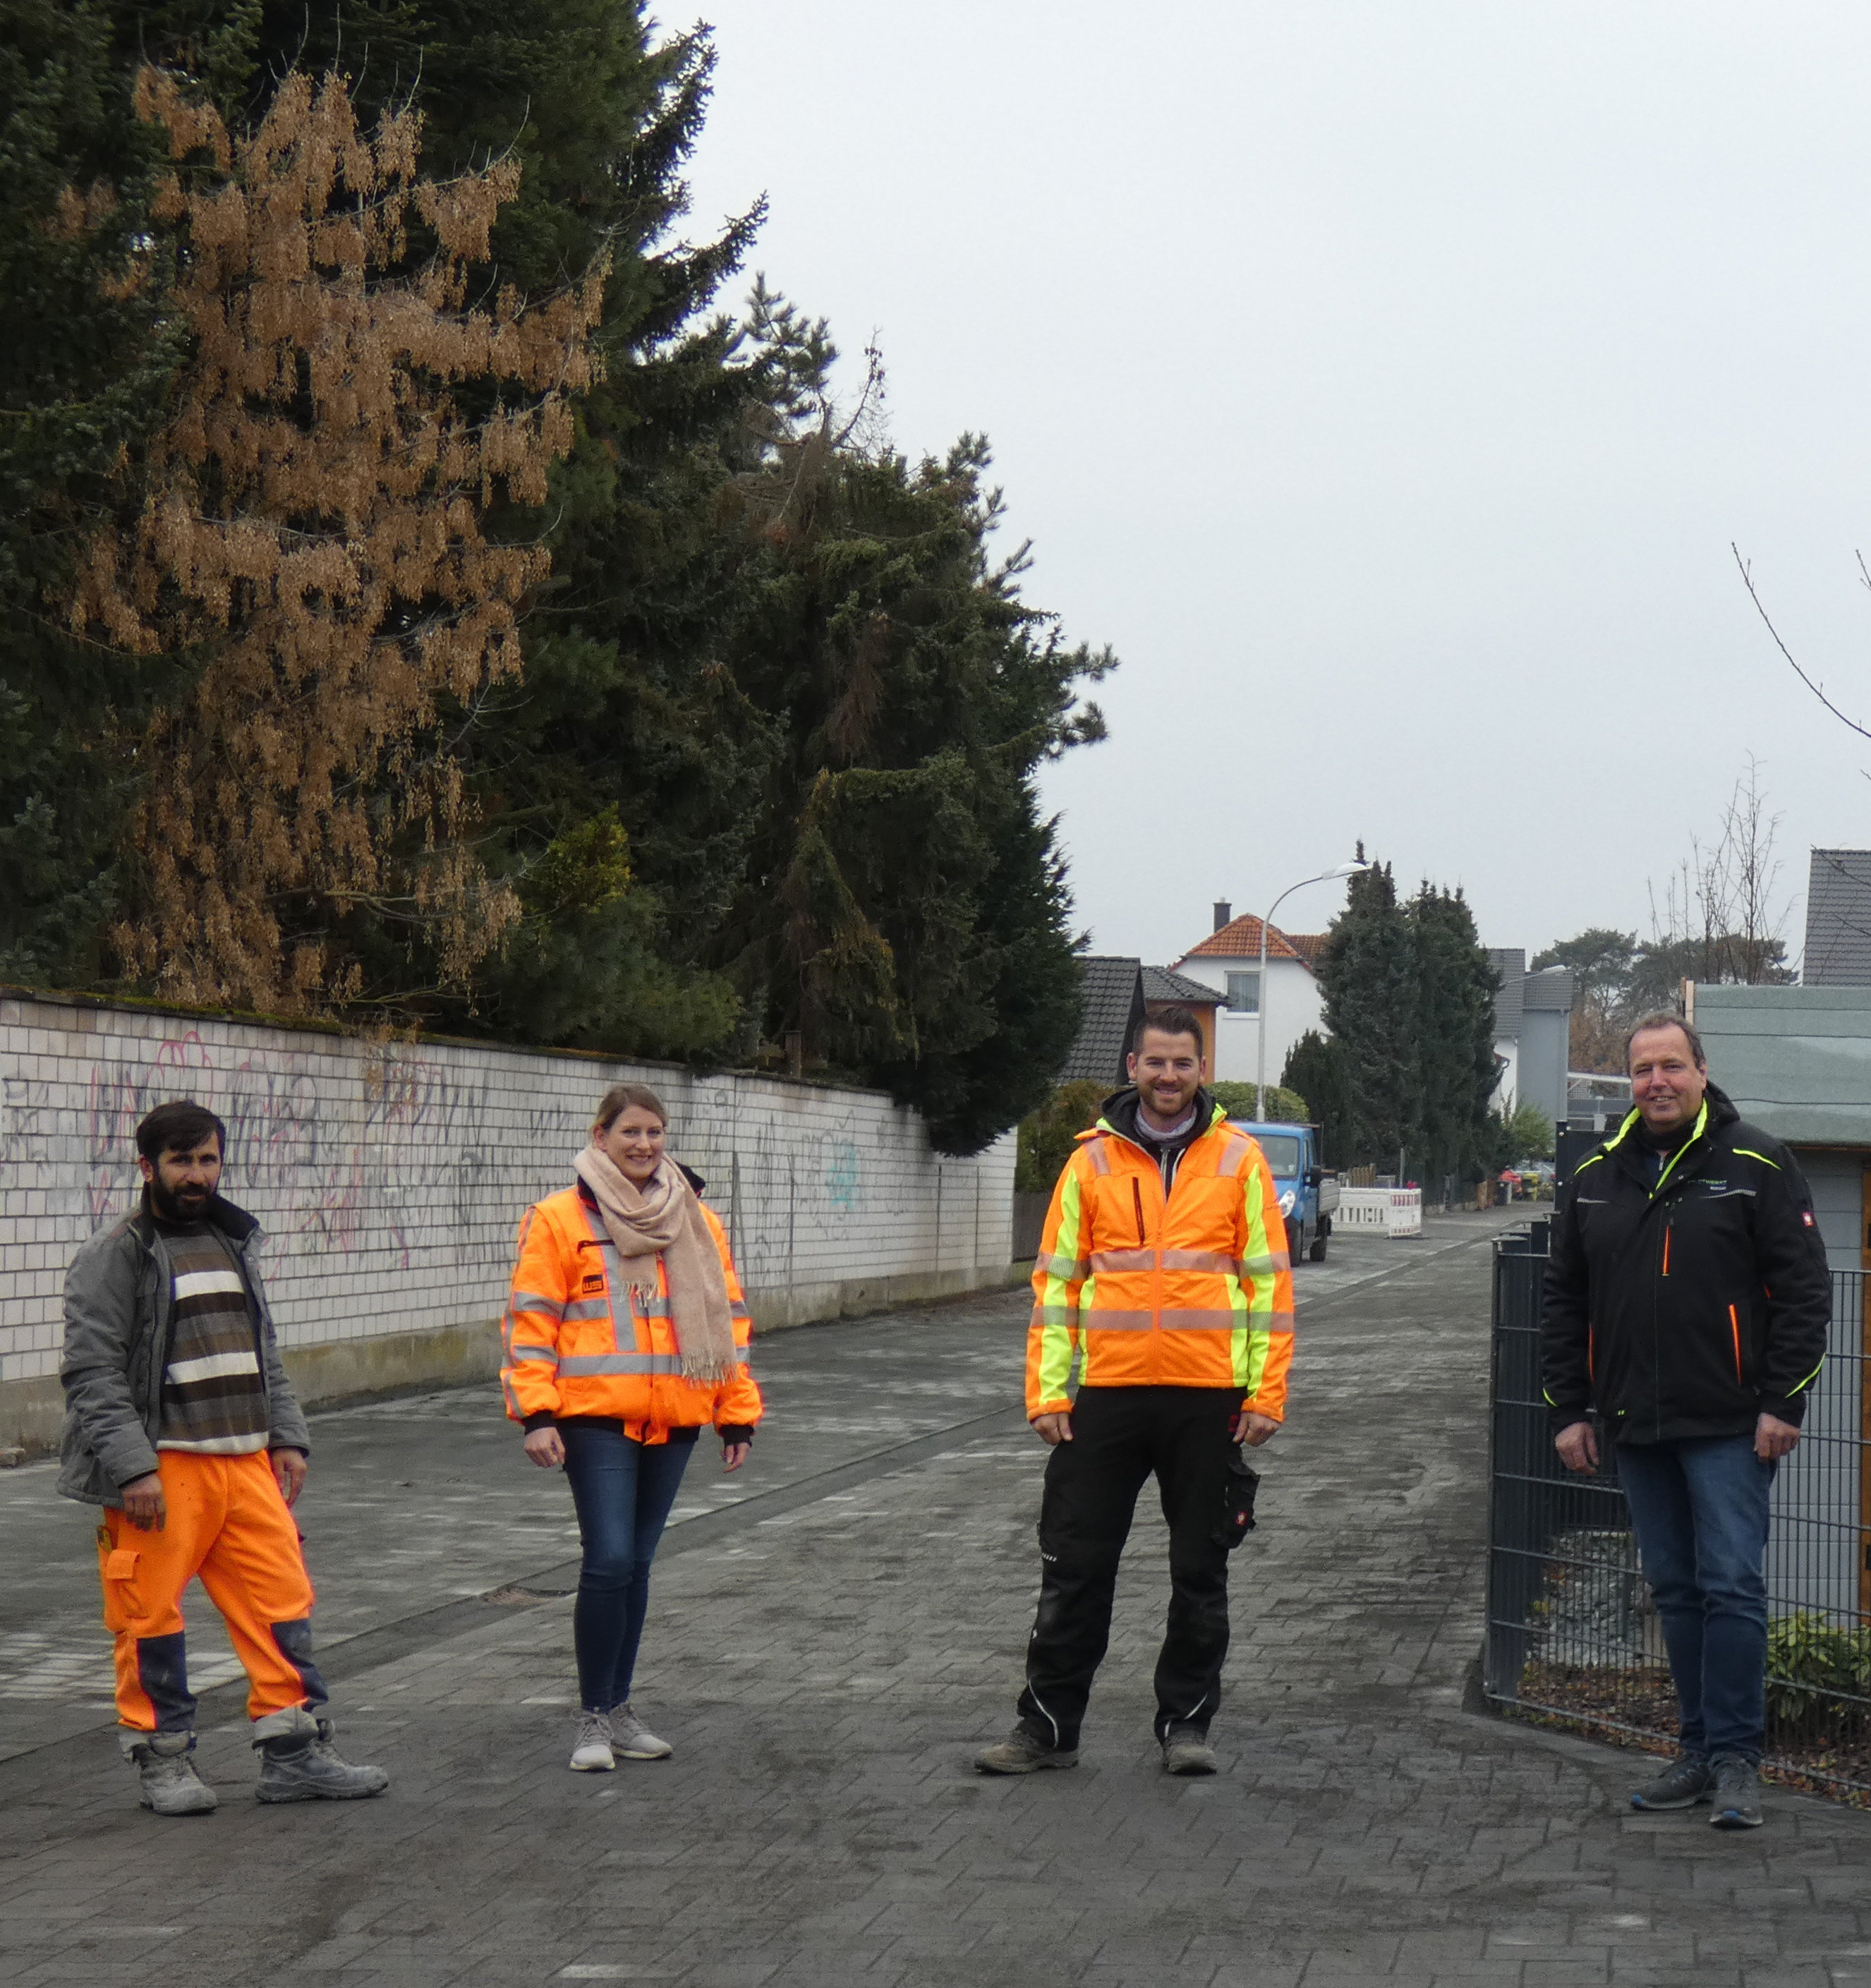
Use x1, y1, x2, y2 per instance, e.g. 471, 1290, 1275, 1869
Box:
1091, 1085, 1224, 1155
1601, 1081, 1738, 1194
131, 1188, 260, 1250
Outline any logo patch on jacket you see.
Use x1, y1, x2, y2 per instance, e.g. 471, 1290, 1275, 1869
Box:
582, 1273, 605, 1292
1803, 1211, 1816, 1228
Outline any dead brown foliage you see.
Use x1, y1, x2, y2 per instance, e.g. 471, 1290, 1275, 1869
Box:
71, 68, 605, 1012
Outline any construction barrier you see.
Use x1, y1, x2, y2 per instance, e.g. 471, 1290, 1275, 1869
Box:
1336, 1187, 1423, 1237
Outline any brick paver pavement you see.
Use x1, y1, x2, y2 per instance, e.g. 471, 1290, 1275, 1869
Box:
1, 1212, 1867, 1987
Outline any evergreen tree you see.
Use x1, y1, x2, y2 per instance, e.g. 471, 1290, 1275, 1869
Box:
713, 403, 1111, 1153
1314, 861, 1418, 1172
0, 1, 181, 982
1280, 1031, 1353, 1170
8, 4, 1117, 1141
1407, 884, 1500, 1191
97, 1, 767, 1043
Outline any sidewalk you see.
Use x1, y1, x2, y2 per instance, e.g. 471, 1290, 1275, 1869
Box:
2, 1212, 1866, 1987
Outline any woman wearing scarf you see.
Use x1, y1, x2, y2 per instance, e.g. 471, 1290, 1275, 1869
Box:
502, 1083, 762, 1771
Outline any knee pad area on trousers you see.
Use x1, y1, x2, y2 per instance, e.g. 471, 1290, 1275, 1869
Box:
270, 1618, 330, 1709
136, 1631, 195, 1732
1036, 1527, 1122, 1582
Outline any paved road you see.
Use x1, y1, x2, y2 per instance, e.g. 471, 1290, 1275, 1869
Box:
0, 1211, 1493, 1759
4, 1210, 1867, 1987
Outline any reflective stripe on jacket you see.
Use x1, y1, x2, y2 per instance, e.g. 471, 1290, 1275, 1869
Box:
500, 1184, 763, 1441
1025, 1105, 1295, 1420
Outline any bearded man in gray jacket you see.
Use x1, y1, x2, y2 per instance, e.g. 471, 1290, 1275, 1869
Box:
62, 1098, 387, 1816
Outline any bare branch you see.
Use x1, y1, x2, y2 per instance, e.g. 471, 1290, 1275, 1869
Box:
1733, 541, 1871, 742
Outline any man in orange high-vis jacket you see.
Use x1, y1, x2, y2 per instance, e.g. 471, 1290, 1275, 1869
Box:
976, 1005, 1292, 1780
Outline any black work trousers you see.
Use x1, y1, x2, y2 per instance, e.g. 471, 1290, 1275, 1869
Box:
1015, 1385, 1239, 1749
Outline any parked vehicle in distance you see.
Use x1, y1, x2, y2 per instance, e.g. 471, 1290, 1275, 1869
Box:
1225, 1120, 1339, 1263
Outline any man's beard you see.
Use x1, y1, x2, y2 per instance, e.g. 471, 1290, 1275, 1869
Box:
148, 1175, 212, 1223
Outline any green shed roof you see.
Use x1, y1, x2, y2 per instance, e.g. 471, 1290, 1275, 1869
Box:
1695, 982, 1871, 1146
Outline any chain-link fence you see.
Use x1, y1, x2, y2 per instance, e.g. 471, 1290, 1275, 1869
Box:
1486, 1224, 1871, 1801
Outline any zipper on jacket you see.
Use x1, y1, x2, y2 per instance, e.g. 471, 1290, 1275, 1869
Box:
1661, 1223, 1671, 1276
1132, 1178, 1146, 1248
1729, 1302, 1743, 1384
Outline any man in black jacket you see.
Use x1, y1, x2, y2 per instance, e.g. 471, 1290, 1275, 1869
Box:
1542, 1012, 1829, 1829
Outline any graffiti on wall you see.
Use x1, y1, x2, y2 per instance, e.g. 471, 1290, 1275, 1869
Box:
0, 998, 1015, 1369
74, 1031, 528, 1274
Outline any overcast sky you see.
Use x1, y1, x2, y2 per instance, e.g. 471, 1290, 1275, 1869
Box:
682, 1, 1871, 969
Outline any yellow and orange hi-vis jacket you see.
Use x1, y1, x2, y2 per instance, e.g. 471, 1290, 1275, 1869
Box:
1026, 1103, 1295, 1423
500, 1181, 763, 1443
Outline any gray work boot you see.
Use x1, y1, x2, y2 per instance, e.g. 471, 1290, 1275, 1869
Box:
974, 1726, 1079, 1774
610, 1703, 672, 1761
1161, 1724, 1218, 1776
1628, 1753, 1713, 1811
569, 1710, 614, 1772
253, 1710, 389, 1803
1708, 1754, 1764, 1829
126, 1730, 217, 1816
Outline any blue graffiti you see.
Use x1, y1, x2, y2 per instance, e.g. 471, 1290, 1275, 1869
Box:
825, 1139, 860, 1210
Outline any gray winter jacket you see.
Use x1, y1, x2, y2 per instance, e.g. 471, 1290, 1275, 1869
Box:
59, 1194, 310, 1506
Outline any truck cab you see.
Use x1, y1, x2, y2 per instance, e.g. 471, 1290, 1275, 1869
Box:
1224, 1120, 1339, 1263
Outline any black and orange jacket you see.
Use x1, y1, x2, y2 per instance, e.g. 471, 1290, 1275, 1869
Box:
1541, 1084, 1830, 1443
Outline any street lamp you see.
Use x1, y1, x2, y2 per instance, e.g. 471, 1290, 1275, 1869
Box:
1255, 859, 1370, 1120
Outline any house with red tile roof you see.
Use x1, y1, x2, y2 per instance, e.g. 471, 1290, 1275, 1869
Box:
1169, 903, 1328, 1089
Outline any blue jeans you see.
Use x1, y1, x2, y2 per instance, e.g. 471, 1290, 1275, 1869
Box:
559, 1422, 694, 1714
1616, 1434, 1776, 1764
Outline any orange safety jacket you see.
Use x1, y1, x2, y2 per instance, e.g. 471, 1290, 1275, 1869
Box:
1026, 1104, 1295, 1422
500, 1182, 763, 1443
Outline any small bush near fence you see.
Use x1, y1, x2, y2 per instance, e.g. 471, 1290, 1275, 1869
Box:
1209, 1081, 1309, 1125
1015, 1080, 1107, 1194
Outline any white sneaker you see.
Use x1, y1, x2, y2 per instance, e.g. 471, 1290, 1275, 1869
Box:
611, 1703, 673, 1760
569, 1710, 614, 1772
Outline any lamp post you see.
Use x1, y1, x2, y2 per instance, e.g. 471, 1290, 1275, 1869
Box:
1256, 859, 1370, 1119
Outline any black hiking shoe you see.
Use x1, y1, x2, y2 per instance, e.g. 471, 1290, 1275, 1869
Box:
1629, 1754, 1712, 1811
1161, 1724, 1218, 1776
1708, 1755, 1764, 1829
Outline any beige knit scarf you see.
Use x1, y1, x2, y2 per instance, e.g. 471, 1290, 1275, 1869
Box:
573, 1141, 738, 1385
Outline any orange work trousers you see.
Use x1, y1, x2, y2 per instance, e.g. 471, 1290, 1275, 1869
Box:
96, 1449, 324, 1733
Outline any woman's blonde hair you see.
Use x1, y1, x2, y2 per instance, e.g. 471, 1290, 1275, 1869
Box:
593, 1082, 667, 1132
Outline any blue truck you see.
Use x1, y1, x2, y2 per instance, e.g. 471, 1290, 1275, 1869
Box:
1224, 1119, 1339, 1263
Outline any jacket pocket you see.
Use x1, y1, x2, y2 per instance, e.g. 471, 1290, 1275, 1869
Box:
1728, 1303, 1744, 1386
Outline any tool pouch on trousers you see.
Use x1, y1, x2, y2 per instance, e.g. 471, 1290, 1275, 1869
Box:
1216, 1448, 1260, 1548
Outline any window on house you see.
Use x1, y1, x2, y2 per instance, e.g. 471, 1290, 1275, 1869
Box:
1224, 971, 1259, 1014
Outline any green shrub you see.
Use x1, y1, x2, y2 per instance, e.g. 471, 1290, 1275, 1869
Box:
1015, 1080, 1108, 1192
1766, 1611, 1871, 1739
1210, 1081, 1309, 1125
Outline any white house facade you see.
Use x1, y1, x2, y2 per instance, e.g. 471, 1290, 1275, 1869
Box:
1170, 912, 1326, 1089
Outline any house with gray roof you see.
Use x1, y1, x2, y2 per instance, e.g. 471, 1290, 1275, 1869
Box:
1056, 958, 1223, 1087
1802, 848, 1871, 985
1489, 948, 1573, 1129
1689, 977, 1870, 1618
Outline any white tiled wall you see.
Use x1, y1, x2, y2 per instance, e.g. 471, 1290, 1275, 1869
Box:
0, 995, 1015, 1385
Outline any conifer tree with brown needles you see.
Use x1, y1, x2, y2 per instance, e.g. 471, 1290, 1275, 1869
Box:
71, 66, 605, 1014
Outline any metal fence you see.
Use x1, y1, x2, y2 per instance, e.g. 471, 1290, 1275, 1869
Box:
1487, 1224, 1871, 1800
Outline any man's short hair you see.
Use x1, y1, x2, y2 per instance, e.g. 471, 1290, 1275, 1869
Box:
1624, 1011, 1706, 1071
135, 1098, 226, 1163
1133, 1005, 1203, 1055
